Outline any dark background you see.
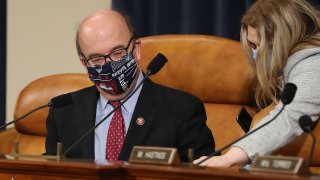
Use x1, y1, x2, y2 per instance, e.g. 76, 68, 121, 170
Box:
1, 0, 320, 127
112, 0, 320, 39
112, 0, 256, 40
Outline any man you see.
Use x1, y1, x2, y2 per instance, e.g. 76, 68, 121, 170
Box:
45, 10, 214, 162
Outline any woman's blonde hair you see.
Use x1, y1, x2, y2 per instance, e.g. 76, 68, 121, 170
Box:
240, 0, 320, 109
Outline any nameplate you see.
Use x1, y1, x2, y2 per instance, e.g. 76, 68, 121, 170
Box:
251, 155, 309, 175
129, 146, 181, 165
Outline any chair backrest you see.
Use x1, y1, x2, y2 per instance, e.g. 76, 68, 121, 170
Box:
12, 34, 257, 155
14, 73, 92, 154
137, 35, 257, 150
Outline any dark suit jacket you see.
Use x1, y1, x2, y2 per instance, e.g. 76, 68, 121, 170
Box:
45, 78, 215, 162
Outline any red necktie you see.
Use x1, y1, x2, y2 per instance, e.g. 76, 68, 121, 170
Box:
105, 101, 126, 161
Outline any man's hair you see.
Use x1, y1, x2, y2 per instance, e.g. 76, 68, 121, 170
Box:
75, 11, 134, 60
240, 0, 320, 108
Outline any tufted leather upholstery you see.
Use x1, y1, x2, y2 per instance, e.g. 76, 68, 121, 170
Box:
0, 35, 257, 158
138, 35, 257, 152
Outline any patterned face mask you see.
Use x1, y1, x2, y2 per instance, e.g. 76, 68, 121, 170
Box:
87, 52, 138, 94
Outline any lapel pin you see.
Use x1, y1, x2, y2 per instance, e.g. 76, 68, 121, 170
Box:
136, 117, 145, 126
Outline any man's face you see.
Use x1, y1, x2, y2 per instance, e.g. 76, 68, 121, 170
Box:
78, 11, 140, 101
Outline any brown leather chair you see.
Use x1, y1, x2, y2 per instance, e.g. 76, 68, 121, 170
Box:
0, 74, 92, 154
3, 34, 318, 166
138, 35, 257, 152
140, 35, 320, 167
0, 34, 257, 159
0, 35, 256, 156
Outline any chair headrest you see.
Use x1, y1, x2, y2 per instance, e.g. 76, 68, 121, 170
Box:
138, 34, 256, 105
14, 73, 92, 136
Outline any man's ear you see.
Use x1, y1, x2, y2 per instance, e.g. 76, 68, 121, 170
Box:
80, 58, 88, 69
133, 39, 141, 61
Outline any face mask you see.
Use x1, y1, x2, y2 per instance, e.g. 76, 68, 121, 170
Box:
87, 52, 138, 95
252, 48, 258, 60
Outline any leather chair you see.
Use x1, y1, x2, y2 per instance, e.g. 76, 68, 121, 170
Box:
2, 35, 318, 166
137, 35, 257, 152
0, 34, 258, 162
0, 74, 92, 155
0, 35, 256, 156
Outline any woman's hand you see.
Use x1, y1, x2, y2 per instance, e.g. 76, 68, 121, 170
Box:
193, 147, 249, 167
193, 155, 233, 167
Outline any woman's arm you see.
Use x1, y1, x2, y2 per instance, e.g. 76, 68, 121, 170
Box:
194, 147, 249, 167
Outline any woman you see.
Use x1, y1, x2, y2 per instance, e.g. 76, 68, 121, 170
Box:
195, 0, 320, 167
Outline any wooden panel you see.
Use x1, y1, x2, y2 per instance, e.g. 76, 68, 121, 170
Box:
0, 155, 318, 180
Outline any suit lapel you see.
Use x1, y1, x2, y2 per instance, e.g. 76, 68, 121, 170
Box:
72, 86, 99, 159
119, 79, 159, 160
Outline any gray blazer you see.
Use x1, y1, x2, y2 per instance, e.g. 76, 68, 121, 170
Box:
234, 47, 320, 160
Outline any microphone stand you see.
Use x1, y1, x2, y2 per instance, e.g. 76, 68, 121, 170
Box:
298, 115, 317, 166
308, 133, 316, 166
1, 93, 71, 130
0, 104, 49, 129
3, 94, 72, 160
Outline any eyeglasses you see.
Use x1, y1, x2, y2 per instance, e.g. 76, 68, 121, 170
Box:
83, 37, 135, 66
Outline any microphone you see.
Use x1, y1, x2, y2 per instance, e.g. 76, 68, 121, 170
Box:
146, 53, 167, 75
197, 83, 297, 165
0, 93, 73, 129
280, 83, 297, 105
298, 115, 317, 166
62, 53, 168, 156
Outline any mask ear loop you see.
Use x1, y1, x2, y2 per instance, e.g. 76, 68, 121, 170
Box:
252, 48, 258, 60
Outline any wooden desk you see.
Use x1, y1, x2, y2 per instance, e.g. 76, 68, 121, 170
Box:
0, 155, 318, 180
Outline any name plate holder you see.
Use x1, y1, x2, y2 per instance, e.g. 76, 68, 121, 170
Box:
251, 155, 310, 175
129, 146, 181, 166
